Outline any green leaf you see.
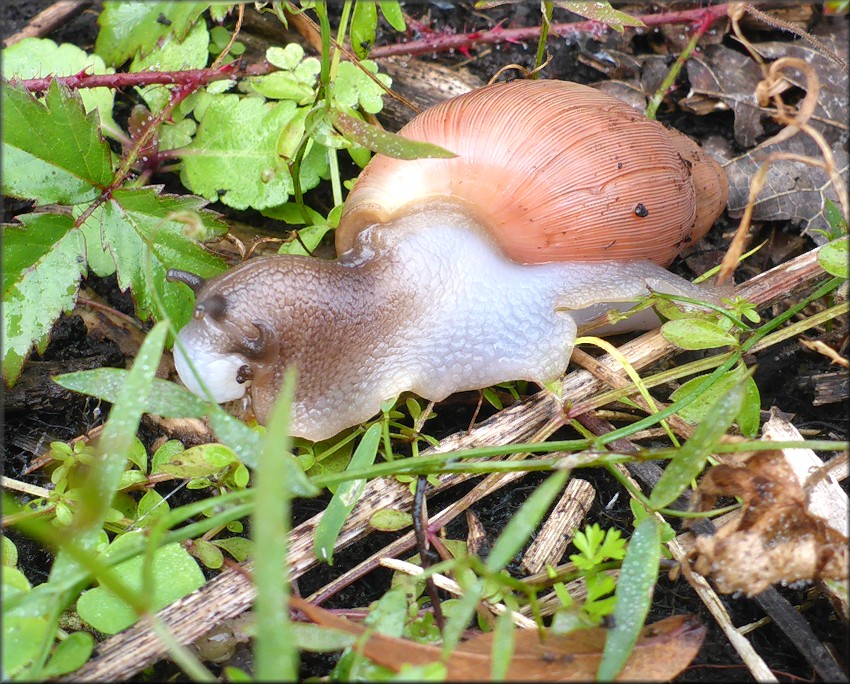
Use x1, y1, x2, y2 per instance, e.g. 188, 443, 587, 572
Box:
650, 377, 747, 509
194, 539, 225, 569
180, 96, 328, 210
253, 367, 298, 680
818, 237, 849, 278
378, 1, 406, 31
157, 443, 239, 478
267, 44, 306, 70
41, 631, 95, 678
3, 615, 50, 679
2, 536, 19, 567
69, 322, 168, 536
671, 370, 761, 437
2, 80, 113, 204
80, 186, 227, 324
369, 508, 413, 531
292, 623, 357, 652
76, 534, 205, 634
660, 318, 739, 350
332, 61, 391, 114
598, 517, 660, 680
486, 470, 569, 573
212, 536, 253, 562
824, 198, 848, 234
2, 214, 86, 385
54, 369, 209, 418
130, 21, 210, 113
554, 1, 645, 32
491, 608, 515, 681
2, 37, 119, 137
351, 0, 378, 58
314, 424, 381, 564
331, 109, 457, 160
95, 1, 210, 66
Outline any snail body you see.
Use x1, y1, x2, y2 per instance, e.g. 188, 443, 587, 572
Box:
171, 80, 728, 441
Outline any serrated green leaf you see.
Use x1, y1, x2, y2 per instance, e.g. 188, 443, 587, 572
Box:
2, 214, 86, 385
180, 96, 328, 210
314, 424, 381, 565
660, 318, 739, 350
818, 237, 849, 278
351, 0, 378, 58
80, 186, 227, 324
2, 37, 119, 138
555, 1, 645, 32
598, 517, 660, 680
95, 2, 210, 66
378, 1, 406, 31
131, 21, 210, 113
650, 378, 747, 509
2, 81, 113, 204
331, 109, 457, 160
54, 368, 209, 417
76, 534, 204, 634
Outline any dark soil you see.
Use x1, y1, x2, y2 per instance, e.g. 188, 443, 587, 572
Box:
3, 2, 848, 682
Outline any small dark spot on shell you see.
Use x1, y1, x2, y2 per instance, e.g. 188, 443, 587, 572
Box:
634, 203, 649, 218
617, 161, 623, 170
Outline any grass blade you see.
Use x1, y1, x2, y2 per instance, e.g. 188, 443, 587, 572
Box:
313, 424, 381, 565
252, 367, 298, 680
598, 517, 661, 680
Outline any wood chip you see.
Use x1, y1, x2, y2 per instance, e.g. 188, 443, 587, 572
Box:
520, 478, 595, 575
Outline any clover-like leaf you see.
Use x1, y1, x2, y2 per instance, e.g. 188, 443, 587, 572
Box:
76, 533, 204, 635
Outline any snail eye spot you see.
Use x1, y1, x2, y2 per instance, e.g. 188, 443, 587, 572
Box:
195, 294, 228, 321
236, 364, 253, 384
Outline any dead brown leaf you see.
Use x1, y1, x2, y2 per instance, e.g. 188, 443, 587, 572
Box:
688, 450, 849, 596
293, 595, 706, 681
683, 25, 849, 241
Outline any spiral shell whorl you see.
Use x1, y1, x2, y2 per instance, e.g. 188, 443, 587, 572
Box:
337, 80, 728, 267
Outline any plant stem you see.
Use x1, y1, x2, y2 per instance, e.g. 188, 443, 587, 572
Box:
369, 4, 730, 58
15, 62, 258, 93
645, 8, 717, 119
533, 1, 554, 78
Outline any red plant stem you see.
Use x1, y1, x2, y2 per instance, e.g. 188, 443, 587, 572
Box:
14, 60, 273, 93
370, 4, 731, 58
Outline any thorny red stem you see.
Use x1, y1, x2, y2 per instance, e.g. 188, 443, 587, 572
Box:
14, 60, 272, 93
369, 4, 731, 58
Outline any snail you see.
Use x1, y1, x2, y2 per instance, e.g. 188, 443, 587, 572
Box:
168, 80, 728, 442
